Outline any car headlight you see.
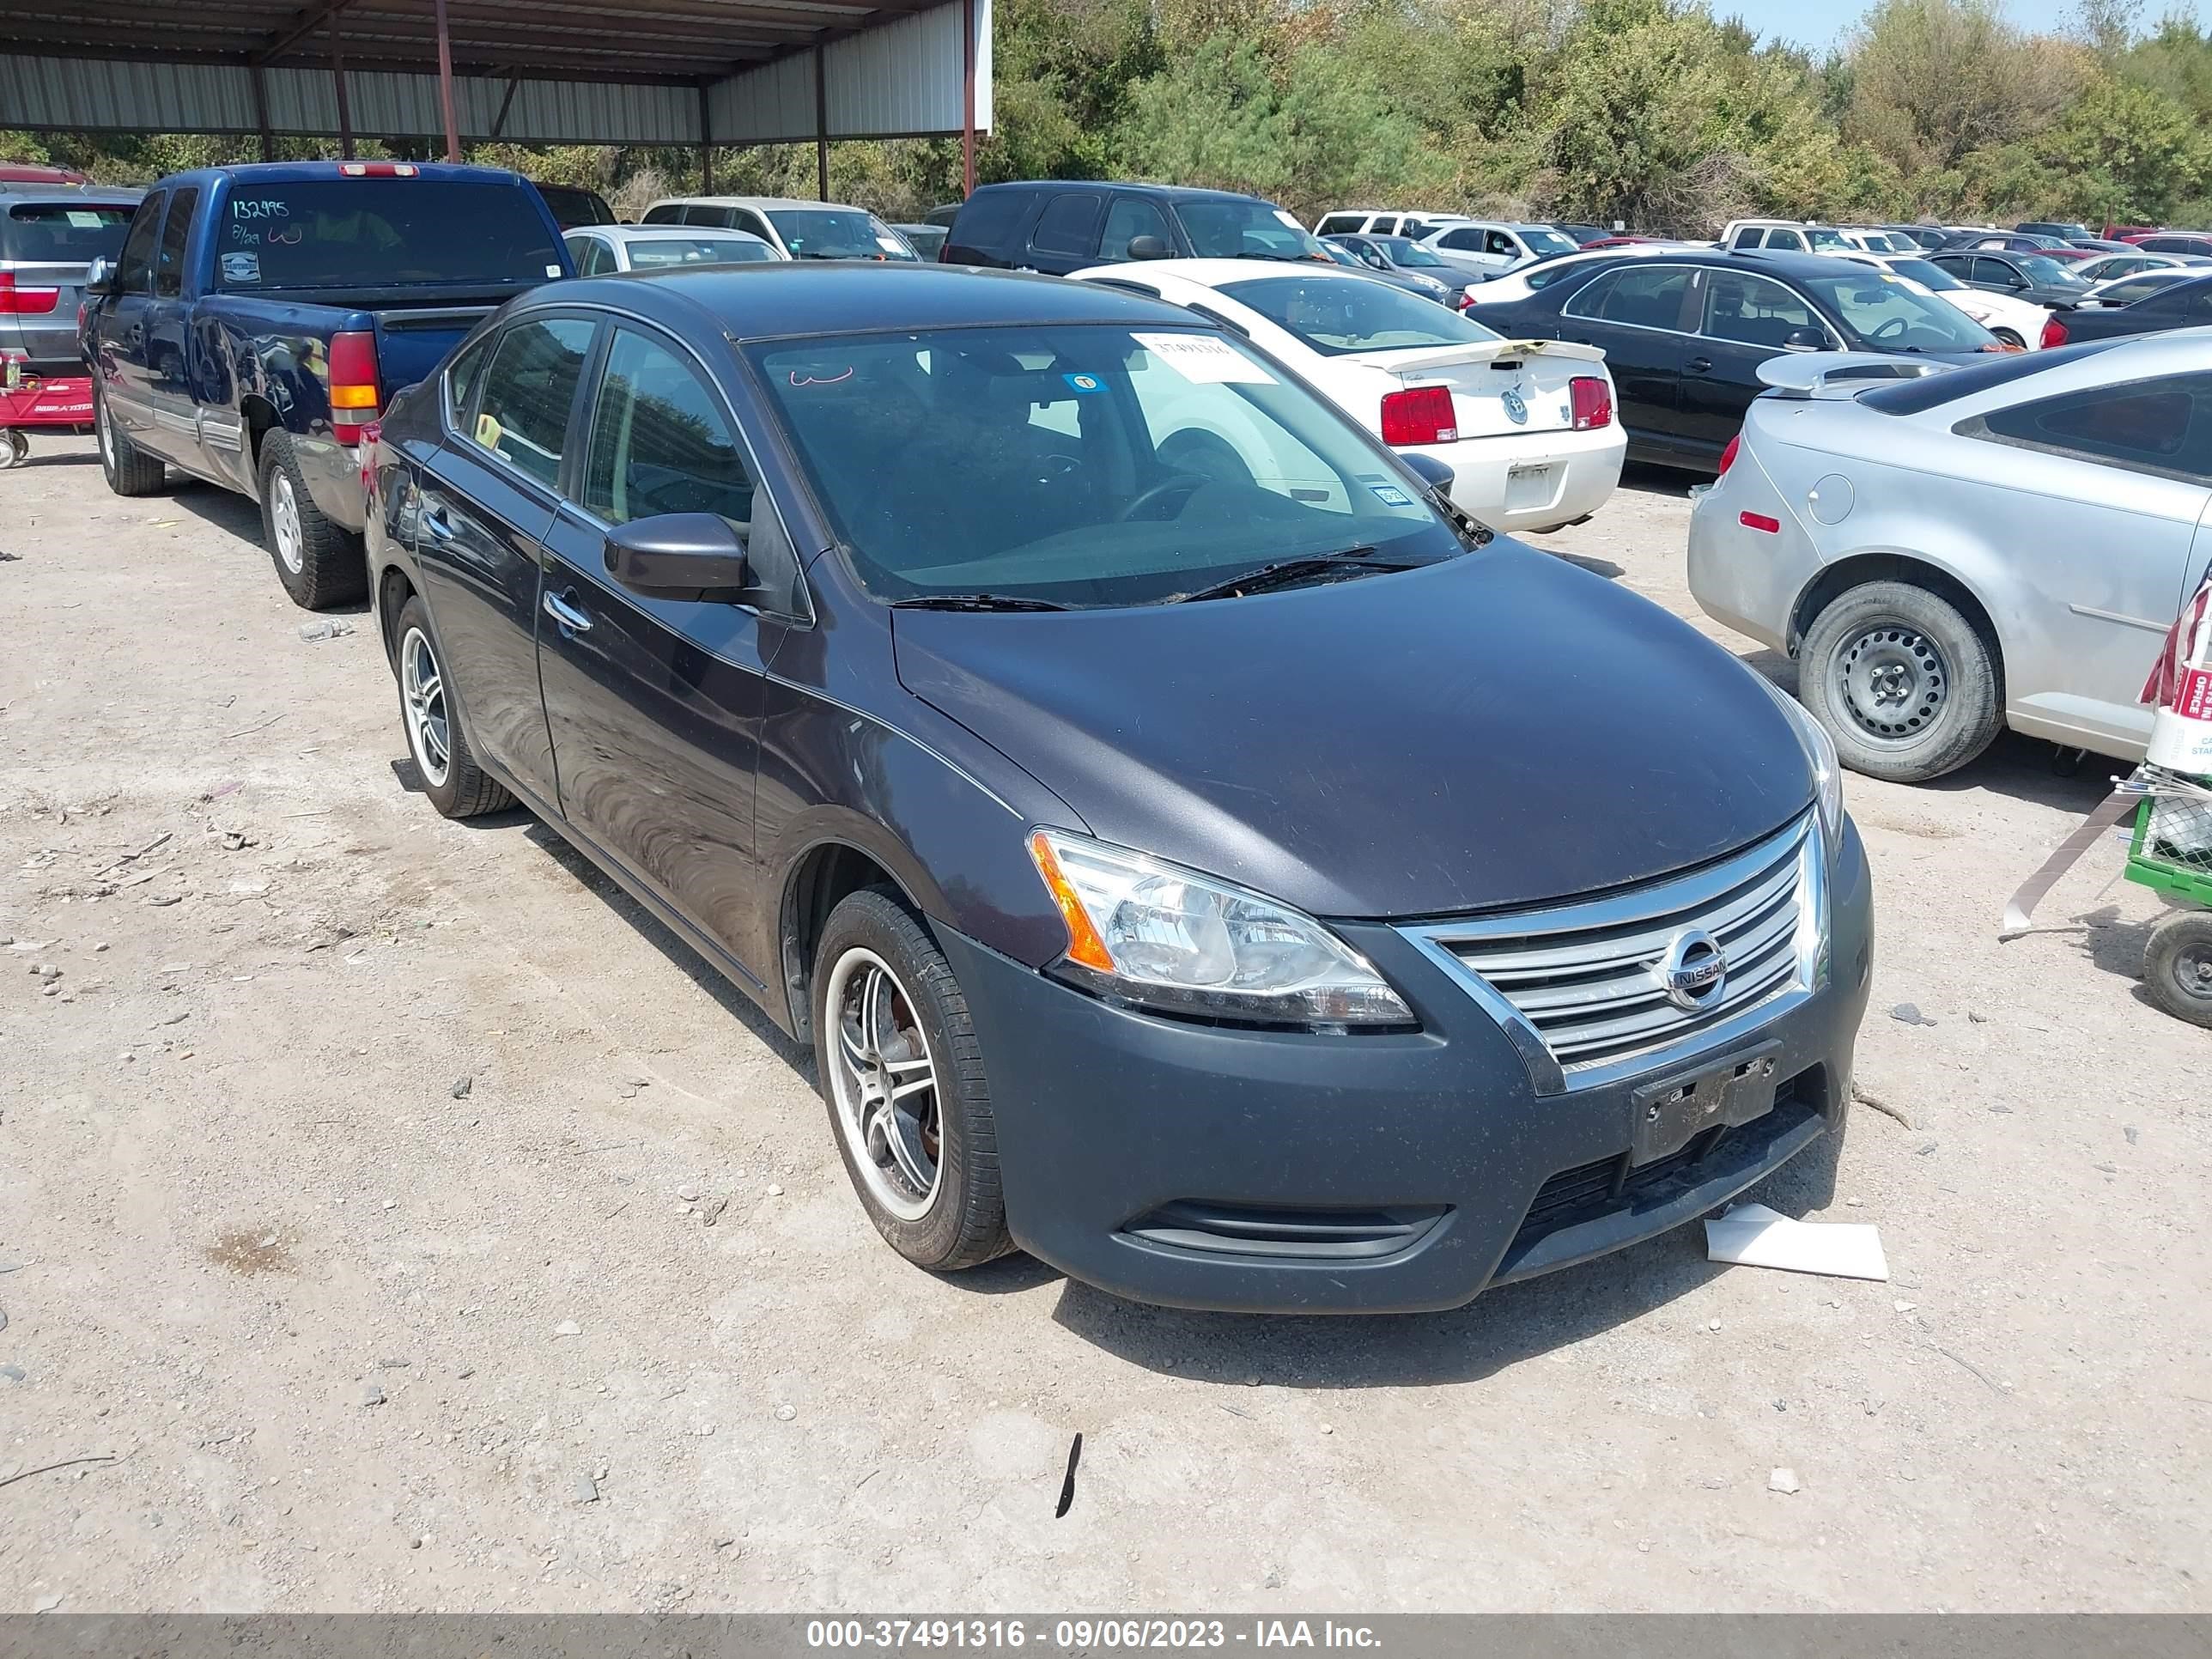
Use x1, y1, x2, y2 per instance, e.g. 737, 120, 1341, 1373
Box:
1026, 829, 1413, 1028
1758, 675, 1844, 845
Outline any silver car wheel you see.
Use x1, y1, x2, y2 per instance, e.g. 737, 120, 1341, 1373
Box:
399, 626, 452, 788
1830, 622, 1948, 746
270, 471, 305, 574
824, 946, 941, 1222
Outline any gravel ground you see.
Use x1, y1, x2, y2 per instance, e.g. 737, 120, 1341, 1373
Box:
0, 441, 2206, 1614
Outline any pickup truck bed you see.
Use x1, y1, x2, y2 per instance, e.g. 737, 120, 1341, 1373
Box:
85, 161, 569, 609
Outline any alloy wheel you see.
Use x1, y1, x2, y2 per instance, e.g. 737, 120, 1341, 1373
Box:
399, 626, 452, 788
1829, 622, 1949, 747
824, 947, 942, 1221
271, 471, 305, 574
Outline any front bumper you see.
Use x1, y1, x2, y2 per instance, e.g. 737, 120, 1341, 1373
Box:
1425, 422, 1626, 533
939, 817, 1874, 1314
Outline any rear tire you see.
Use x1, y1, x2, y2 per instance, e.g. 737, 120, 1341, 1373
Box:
2144, 911, 2212, 1030
95, 385, 166, 496
1992, 327, 2025, 349
1800, 580, 2002, 783
258, 430, 368, 610
392, 596, 514, 819
812, 889, 1012, 1273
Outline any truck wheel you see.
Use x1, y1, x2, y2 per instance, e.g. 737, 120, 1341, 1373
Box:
1800, 580, 2002, 783
95, 386, 166, 496
2143, 912, 2212, 1030
392, 596, 514, 818
258, 431, 367, 610
812, 890, 1012, 1273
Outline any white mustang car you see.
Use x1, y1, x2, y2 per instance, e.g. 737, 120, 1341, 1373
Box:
1068, 259, 1626, 534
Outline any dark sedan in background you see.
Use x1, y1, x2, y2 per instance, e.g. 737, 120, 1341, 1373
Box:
362, 262, 1869, 1313
2043, 270, 2212, 344
1470, 247, 2003, 471
1927, 249, 2089, 312
1323, 232, 1469, 303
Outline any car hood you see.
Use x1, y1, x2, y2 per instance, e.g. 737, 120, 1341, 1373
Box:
890, 544, 1814, 921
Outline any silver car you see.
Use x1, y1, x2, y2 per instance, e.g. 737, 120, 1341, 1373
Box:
1, 185, 140, 378
563, 224, 781, 275
1688, 334, 2212, 781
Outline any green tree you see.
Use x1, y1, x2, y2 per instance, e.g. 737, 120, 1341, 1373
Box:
2039, 70, 2207, 222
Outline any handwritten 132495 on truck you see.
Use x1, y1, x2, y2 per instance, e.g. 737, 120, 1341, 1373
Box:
80, 161, 571, 608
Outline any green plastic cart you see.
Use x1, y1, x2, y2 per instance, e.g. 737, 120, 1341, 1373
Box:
2128, 772, 2212, 1029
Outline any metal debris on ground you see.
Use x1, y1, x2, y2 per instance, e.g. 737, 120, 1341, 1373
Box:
1705, 1201, 1889, 1281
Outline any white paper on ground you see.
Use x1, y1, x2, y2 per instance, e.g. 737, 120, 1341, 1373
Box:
1705, 1201, 1888, 1281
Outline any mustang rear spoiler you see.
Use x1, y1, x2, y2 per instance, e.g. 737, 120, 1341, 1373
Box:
1755, 352, 1956, 400
1341, 337, 1611, 377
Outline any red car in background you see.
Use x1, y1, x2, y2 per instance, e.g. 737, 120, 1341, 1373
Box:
0, 163, 90, 185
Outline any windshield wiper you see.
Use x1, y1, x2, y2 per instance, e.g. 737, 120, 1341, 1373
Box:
889, 593, 1071, 612
1173, 548, 1421, 604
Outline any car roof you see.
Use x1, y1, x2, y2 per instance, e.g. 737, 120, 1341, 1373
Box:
532, 262, 1204, 340
0, 185, 143, 205
579, 224, 770, 243
652, 195, 874, 212
1068, 257, 1401, 292
161, 161, 527, 187
968, 179, 1285, 206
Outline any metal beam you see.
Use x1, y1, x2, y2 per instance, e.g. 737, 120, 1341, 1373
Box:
249, 58, 275, 160
489, 71, 521, 139
431, 0, 459, 159
253, 0, 363, 64
698, 82, 713, 193
814, 43, 830, 201
961, 0, 975, 196
327, 15, 353, 157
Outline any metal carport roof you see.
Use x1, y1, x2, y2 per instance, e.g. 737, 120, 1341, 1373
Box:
0, 0, 992, 186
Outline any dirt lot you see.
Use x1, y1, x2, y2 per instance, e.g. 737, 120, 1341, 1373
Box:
1, 439, 2207, 1614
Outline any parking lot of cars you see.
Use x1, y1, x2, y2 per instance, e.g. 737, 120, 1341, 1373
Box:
4, 435, 2209, 1609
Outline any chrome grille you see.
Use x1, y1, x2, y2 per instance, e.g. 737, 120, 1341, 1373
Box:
1403, 815, 1823, 1095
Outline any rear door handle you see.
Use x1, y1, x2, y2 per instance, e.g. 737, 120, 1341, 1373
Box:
544, 587, 592, 633
1686, 356, 1714, 374
419, 501, 455, 541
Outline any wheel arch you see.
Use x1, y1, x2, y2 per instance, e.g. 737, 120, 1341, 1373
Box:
240, 394, 283, 471
777, 833, 930, 1044
1790, 551, 2007, 701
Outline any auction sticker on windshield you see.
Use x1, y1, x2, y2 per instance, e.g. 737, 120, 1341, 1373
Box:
1133, 332, 1276, 385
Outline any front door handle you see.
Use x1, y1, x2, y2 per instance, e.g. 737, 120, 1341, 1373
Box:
544, 587, 592, 633
419, 501, 455, 541
1686, 356, 1714, 374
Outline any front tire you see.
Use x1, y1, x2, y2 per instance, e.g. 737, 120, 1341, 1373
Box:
95, 386, 166, 496
392, 597, 514, 819
258, 430, 368, 610
812, 890, 1011, 1273
1800, 580, 2002, 782
2144, 911, 2212, 1030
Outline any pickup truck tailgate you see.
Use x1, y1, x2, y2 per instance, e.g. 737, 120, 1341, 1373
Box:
372, 305, 497, 392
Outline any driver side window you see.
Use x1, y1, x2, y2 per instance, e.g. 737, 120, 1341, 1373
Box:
582, 326, 755, 528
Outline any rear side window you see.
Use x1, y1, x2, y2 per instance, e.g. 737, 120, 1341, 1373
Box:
1030, 193, 1104, 258
1316, 214, 1365, 237
2, 200, 133, 263
444, 331, 495, 426
470, 316, 595, 487
949, 189, 1032, 253
1729, 228, 1764, 249
154, 185, 198, 298
216, 179, 562, 289
1565, 264, 1692, 330
1437, 228, 1485, 252
113, 194, 162, 294
1965, 373, 2212, 483
642, 203, 684, 224
1768, 228, 1808, 251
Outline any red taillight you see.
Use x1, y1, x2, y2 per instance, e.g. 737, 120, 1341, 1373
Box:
2040, 313, 2069, 349
1717, 434, 1741, 477
1569, 375, 1612, 431
328, 328, 380, 437
1740, 511, 1780, 534
1380, 384, 1458, 446
0, 272, 60, 314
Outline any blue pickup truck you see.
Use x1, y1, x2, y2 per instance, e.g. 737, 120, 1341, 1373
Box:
83, 161, 571, 608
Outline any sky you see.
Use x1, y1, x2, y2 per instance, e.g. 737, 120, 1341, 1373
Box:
1722, 0, 2202, 52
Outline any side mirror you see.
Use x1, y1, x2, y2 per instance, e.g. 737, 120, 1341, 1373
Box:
85, 256, 114, 295
1398, 452, 1456, 494
1781, 326, 1828, 352
1361, 251, 1389, 270
604, 512, 755, 599
1126, 234, 1170, 261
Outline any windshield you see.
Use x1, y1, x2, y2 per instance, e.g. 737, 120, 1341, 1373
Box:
1376, 237, 1449, 268
1218, 275, 1501, 356
764, 208, 918, 261
1797, 268, 1999, 351
1808, 228, 1850, 250
751, 324, 1462, 608
1888, 258, 1960, 290
1177, 199, 1329, 261
2, 201, 132, 264
1522, 228, 1579, 255
215, 179, 562, 289
2016, 253, 2086, 288
628, 235, 775, 268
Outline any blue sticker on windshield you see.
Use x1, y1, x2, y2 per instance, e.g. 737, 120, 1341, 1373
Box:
1062, 372, 1104, 394
1370, 484, 1413, 507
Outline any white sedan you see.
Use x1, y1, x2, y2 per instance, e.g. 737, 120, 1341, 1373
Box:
564, 224, 781, 275
1068, 259, 1626, 534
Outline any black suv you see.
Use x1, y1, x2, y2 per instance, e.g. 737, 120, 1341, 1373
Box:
940, 181, 1329, 275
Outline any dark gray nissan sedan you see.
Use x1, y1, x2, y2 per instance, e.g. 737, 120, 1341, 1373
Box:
363, 263, 1873, 1313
